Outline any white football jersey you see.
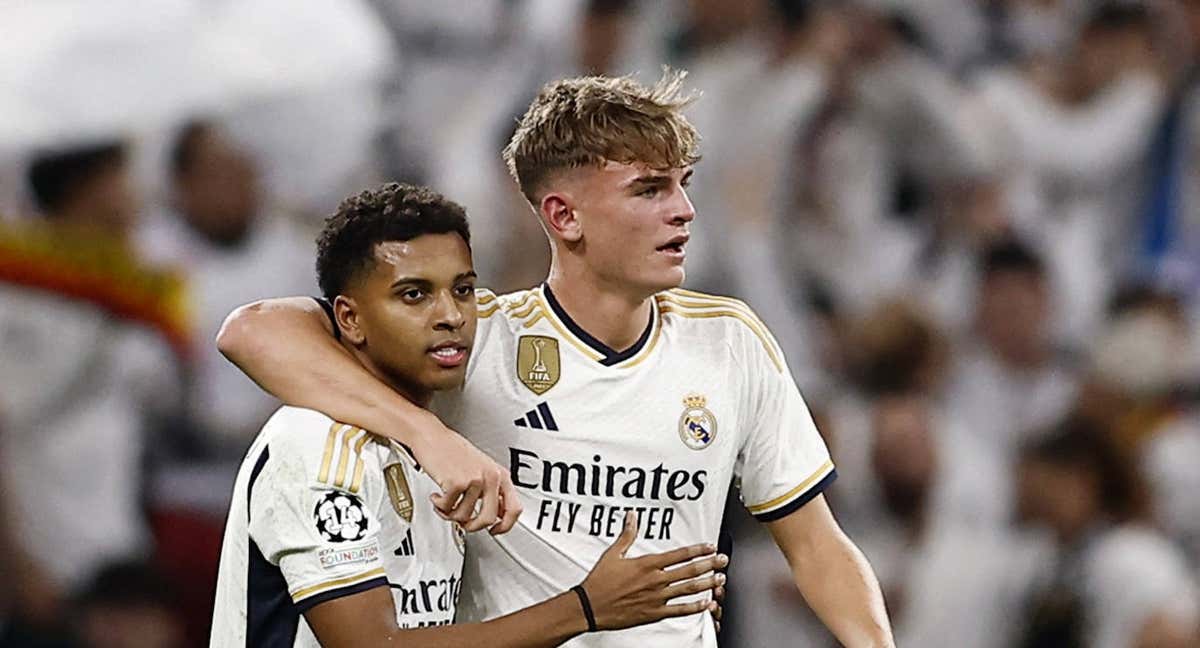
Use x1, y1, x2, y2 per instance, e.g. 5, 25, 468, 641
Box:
431, 284, 836, 647
210, 406, 465, 647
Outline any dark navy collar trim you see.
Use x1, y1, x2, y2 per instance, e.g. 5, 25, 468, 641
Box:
542, 284, 653, 366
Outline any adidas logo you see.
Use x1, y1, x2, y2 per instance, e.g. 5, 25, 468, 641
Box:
513, 402, 558, 431
394, 528, 415, 557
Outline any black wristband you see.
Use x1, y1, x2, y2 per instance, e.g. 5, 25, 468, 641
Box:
571, 584, 597, 632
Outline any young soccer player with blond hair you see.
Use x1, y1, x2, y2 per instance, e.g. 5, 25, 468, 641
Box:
219, 70, 894, 647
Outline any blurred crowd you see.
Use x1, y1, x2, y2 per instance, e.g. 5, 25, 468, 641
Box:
4, 0, 1200, 646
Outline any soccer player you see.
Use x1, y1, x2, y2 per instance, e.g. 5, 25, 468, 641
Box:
218, 71, 894, 646
210, 184, 727, 646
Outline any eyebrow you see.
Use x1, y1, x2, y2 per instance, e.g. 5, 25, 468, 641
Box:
389, 271, 477, 290
625, 168, 694, 190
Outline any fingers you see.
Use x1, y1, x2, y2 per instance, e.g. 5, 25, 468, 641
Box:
430, 479, 467, 514
655, 599, 719, 620
661, 572, 725, 600
655, 553, 728, 585
603, 511, 637, 558
467, 476, 501, 533
490, 476, 523, 535
445, 481, 483, 526
641, 542, 717, 570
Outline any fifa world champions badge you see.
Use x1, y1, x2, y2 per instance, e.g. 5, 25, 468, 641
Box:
679, 393, 717, 450
385, 463, 414, 523
517, 335, 560, 395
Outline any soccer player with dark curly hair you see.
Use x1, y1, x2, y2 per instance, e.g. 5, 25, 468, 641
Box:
210, 183, 726, 646
219, 70, 894, 647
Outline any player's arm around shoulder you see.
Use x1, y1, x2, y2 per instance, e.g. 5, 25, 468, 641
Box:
765, 496, 895, 648
216, 296, 521, 534
306, 512, 728, 648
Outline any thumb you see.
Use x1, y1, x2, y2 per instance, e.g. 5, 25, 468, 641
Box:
613, 510, 637, 557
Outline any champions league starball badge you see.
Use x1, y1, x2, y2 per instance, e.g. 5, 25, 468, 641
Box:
678, 393, 717, 450
314, 490, 370, 543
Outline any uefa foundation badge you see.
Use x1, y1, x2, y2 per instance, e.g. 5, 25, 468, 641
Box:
678, 393, 717, 450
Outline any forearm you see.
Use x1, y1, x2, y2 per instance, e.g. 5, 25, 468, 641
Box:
791, 529, 893, 648
398, 592, 586, 648
216, 298, 438, 443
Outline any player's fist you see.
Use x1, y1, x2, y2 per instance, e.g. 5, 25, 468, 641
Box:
578, 511, 727, 631
419, 415, 523, 534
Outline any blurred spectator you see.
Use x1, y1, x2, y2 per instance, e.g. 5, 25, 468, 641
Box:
1014, 417, 1200, 648
855, 391, 1046, 648
1075, 285, 1200, 564
73, 561, 184, 648
0, 142, 185, 643
138, 120, 315, 451
947, 238, 1078, 472
975, 1, 1169, 344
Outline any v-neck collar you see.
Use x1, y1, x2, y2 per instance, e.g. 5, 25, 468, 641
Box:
541, 283, 656, 367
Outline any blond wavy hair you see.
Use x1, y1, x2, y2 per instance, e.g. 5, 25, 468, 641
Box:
502, 68, 701, 203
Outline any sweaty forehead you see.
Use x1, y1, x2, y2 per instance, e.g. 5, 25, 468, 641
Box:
366, 235, 472, 280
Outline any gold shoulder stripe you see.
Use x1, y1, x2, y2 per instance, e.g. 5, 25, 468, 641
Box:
671, 287, 755, 311
659, 302, 784, 372
502, 291, 536, 312
348, 433, 374, 493
476, 289, 497, 305
290, 568, 387, 602
746, 460, 835, 514
317, 423, 343, 484
665, 289, 770, 329
522, 311, 546, 328
478, 303, 499, 318
333, 427, 364, 489
511, 299, 540, 320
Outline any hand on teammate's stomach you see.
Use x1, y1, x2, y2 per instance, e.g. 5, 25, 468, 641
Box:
580, 511, 727, 630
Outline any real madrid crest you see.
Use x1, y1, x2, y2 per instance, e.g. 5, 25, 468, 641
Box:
517, 335, 560, 395
678, 393, 717, 450
384, 463, 414, 523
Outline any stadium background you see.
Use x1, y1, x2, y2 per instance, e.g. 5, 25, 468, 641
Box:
3, 0, 1200, 646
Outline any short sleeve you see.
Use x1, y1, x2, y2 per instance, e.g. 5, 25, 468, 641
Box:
248, 418, 388, 611
733, 322, 836, 522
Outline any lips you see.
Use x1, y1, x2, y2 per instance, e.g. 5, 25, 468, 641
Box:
428, 340, 469, 368
656, 233, 689, 258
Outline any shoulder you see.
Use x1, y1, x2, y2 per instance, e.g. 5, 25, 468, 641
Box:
259, 407, 386, 492
656, 288, 785, 372
475, 287, 542, 329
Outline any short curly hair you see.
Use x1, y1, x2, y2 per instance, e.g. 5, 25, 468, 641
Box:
316, 182, 470, 299
503, 68, 701, 204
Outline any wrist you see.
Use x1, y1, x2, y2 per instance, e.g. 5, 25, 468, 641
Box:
381, 399, 442, 445
544, 591, 590, 640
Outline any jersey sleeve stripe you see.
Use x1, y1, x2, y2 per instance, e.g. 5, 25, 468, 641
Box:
476, 289, 497, 305
659, 291, 785, 358
511, 300, 541, 319
479, 303, 500, 318
290, 567, 388, 606
317, 423, 343, 485
333, 427, 364, 489
522, 311, 546, 328
659, 302, 785, 372
657, 291, 787, 357
348, 433, 372, 493
746, 459, 836, 517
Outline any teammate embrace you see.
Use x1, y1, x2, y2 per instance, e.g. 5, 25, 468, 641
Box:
214, 70, 894, 647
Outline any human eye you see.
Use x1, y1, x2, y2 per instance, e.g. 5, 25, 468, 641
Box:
454, 283, 476, 299
398, 288, 425, 304
638, 186, 660, 198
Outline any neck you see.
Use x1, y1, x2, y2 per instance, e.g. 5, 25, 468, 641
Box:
546, 261, 655, 352
344, 340, 432, 409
